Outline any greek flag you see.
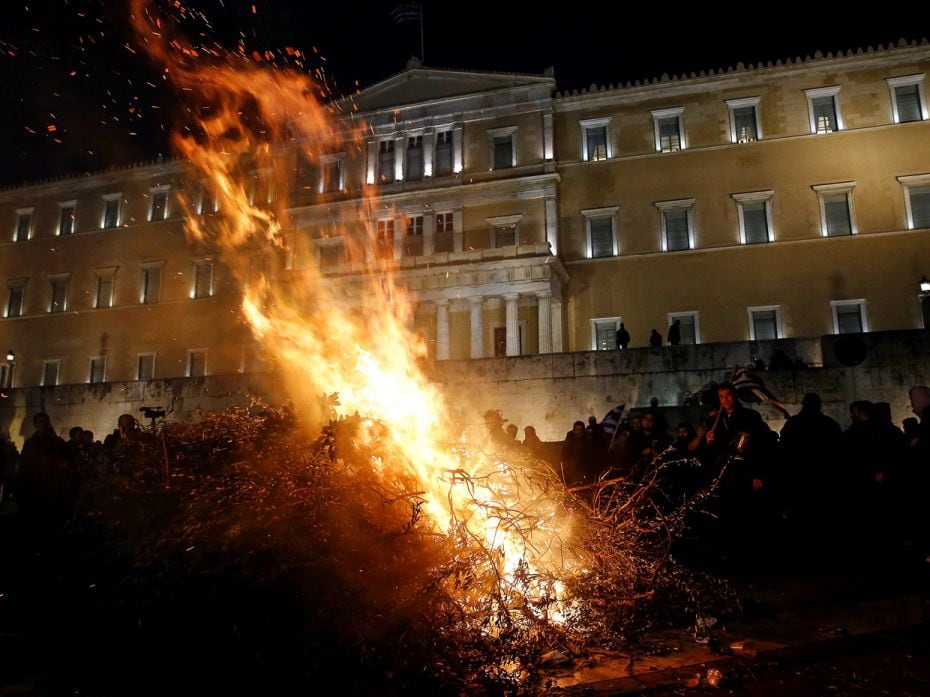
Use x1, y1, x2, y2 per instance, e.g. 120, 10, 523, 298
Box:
390, 4, 421, 24
600, 404, 626, 437
732, 368, 776, 403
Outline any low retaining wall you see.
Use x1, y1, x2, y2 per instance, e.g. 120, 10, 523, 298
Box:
1, 331, 927, 447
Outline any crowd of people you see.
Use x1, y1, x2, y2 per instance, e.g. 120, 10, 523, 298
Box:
0, 412, 141, 523
485, 384, 930, 556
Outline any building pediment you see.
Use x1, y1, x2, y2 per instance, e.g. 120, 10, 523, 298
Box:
346, 61, 556, 113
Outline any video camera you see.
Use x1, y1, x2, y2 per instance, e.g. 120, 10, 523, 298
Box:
139, 406, 166, 421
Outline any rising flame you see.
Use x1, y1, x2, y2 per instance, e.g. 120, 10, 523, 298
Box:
129, 0, 588, 624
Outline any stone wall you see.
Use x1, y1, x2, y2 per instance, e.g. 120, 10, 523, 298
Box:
2, 331, 927, 447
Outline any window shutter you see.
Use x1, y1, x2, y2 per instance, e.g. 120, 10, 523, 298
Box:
665, 209, 690, 250
823, 194, 852, 236
742, 201, 769, 244
589, 217, 614, 257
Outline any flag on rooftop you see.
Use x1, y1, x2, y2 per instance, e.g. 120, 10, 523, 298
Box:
600, 404, 626, 437
390, 4, 421, 24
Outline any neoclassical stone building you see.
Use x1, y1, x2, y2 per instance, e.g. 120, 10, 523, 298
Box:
2, 40, 929, 389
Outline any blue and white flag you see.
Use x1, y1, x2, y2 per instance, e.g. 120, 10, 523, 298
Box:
600, 404, 626, 437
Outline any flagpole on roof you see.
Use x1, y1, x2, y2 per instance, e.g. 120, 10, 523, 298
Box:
419, 2, 425, 64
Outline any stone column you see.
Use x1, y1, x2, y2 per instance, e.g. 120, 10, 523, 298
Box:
470, 296, 484, 359
366, 140, 377, 185
543, 112, 554, 161
453, 209, 464, 252
551, 300, 563, 353
452, 125, 464, 173
423, 211, 435, 256
436, 299, 450, 361
394, 136, 406, 182
544, 196, 559, 255
504, 293, 520, 357
536, 291, 552, 354
423, 130, 434, 177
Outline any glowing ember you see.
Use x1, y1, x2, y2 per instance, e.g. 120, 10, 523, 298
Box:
129, 0, 589, 625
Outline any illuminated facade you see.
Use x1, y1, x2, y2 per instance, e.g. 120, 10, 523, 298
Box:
2, 42, 930, 388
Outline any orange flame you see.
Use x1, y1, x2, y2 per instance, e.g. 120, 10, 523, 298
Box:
130, 0, 588, 619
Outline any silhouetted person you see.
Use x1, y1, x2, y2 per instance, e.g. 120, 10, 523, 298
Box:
561, 421, 592, 487
522, 426, 543, 458
615, 323, 631, 350
768, 343, 793, 371
649, 329, 662, 347
482, 410, 511, 454
0, 432, 18, 502
16, 412, 68, 523
620, 411, 671, 476
667, 319, 681, 346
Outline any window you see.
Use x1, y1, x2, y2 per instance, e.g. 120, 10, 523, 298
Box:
580, 118, 610, 161
320, 155, 344, 193
667, 312, 700, 344
832, 300, 868, 334
487, 215, 521, 248
582, 207, 618, 258
651, 107, 685, 152
406, 135, 424, 181
376, 219, 395, 259
732, 191, 774, 244
199, 184, 217, 215
898, 174, 930, 229
813, 182, 856, 237
137, 353, 156, 381
748, 306, 782, 340
95, 269, 116, 309
591, 317, 621, 351
0, 364, 10, 388
404, 215, 424, 256
805, 86, 842, 134
488, 127, 516, 169
318, 240, 344, 267
378, 140, 396, 184
89, 356, 107, 384
102, 194, 122, 229
188, 349, 207, 377
655, 199, 695, 251
434, 211, 454, 253
886, 74, 926, 123
434, 130, 453, 176
726, 97, 761, 143
49, 275, 69, 313
193, 259, 214, 299
41, 360, 60, 387
141, 264, 163, 304
14, 208, 33, 242
6, 280, 25, 318
149, 186, 169, 221
58, 201, 76, 236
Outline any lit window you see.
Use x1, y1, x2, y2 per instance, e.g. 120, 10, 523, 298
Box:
58, 201, 76, 236
805, 86, 842, 134
199, 184, 217, 215
14, 208, 33, 242
406, 135, 424, 181
582, 206, 618, 258
590, 317, 621, 351
667, 312, 700, 345
137, 353, 156, 381
831, 300, 868, 334
376, 219, 395, 260
651, 107, 685, 152
898, 174, 930, 229
487, 214, 522, 248
726, 97, 761, 143
188, 349, 207, 378
193, 259, 214, 299
378, 140, 396, 184
434, 211, 454, 253
655, 198, 695, 251
886, 74, 926, 123
89, 356, 107, 384
102, 194, 122, 229
149, 186, 169, 221
95, 269, 116, 309
434, 130, 453, 176
141, 264, 163, 304
320, 155, 344, 194
49, 275, 69, 314
42, 360, 60, 387
813, 182, 856, 237
6, 281, 26, 318
732, 190, 774, 244
580, 118, 610, 161
488, 127, 516, 170
404, 215, 424, 256
748, 306, 782, 340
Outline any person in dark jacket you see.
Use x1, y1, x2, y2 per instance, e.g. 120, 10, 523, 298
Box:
561, 420, 592, 487
648, 329, 662, 347
615, 323, 631, 350
16, 412, 68, 523
667, 319, 682, 346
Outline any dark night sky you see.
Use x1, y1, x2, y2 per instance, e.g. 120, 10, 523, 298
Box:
0, 0, 923, 187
